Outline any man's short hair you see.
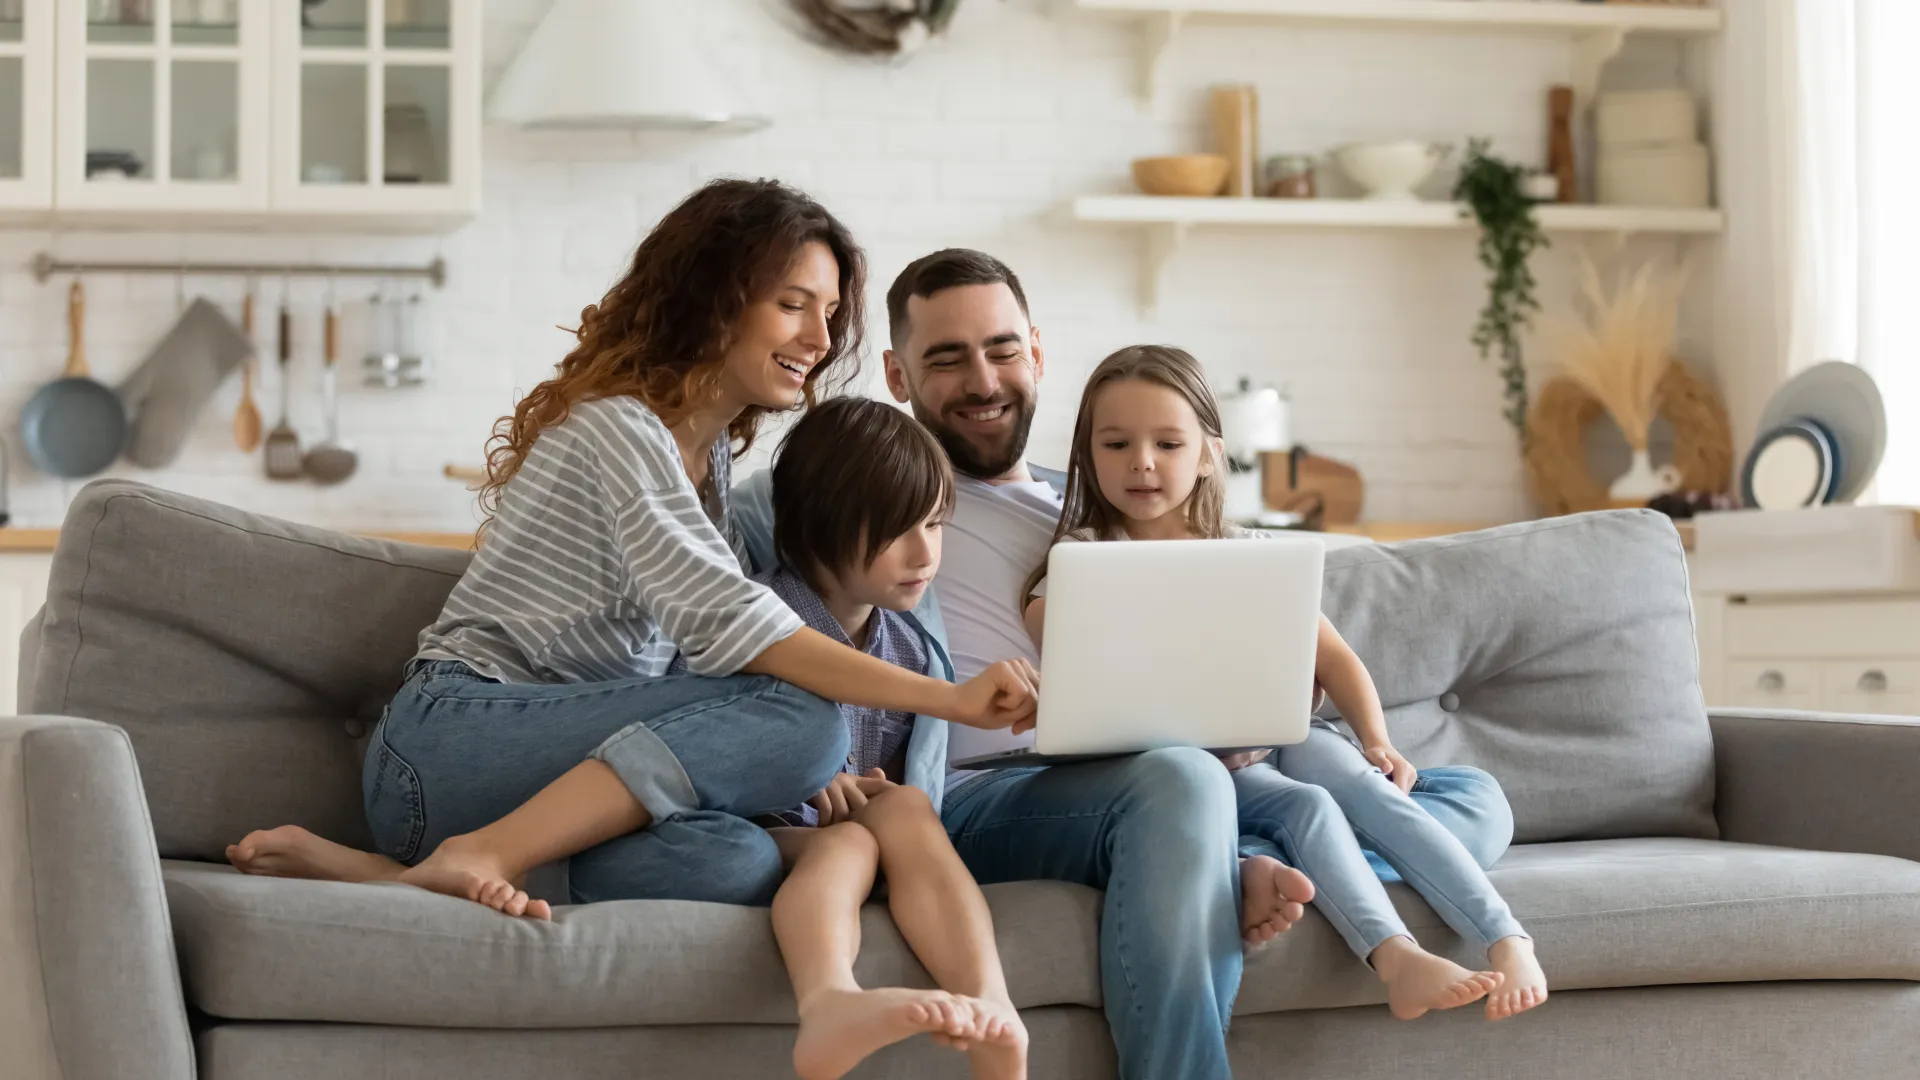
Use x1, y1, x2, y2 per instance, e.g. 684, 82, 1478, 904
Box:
885, 248, 1031, 349
772, 396, 955, 594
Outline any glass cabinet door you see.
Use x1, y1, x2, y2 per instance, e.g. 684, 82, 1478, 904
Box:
0, 0, 51, 210
276, 0, 477, 218
56, 0, 269, 210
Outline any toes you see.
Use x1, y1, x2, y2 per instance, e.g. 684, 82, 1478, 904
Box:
528, 898, 553, 920
906, 1003, 934, 1025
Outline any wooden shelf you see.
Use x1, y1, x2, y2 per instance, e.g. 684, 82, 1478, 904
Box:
1070, 195, 1724, 310
1074, 0, 1723, 104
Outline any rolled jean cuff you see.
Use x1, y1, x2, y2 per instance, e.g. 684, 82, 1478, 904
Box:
592, 719, 699, 820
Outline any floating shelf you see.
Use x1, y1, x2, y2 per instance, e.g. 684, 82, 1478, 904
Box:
1074, 0, 1724, 104
1069, 195, 1725, 311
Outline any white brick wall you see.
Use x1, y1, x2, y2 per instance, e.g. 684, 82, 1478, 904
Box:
0, 0, 1716, 532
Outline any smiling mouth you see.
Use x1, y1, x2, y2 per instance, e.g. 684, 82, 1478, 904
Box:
774, 355, 809, 378
953, 404, 1009, 423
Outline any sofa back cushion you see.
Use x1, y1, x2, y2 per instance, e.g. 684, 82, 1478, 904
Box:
24, 481, 469, 861
1321, 509, 1715, 842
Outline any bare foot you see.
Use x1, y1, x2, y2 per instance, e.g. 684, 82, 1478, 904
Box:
965, 997, 1029, 1080
1241, 855, 1315, 945
1372, 936, 1502, 1020
396, 834, 553, 920
793, 987, 978, 1080
1485, 935, 1549, 1020
226, 825, 407, 884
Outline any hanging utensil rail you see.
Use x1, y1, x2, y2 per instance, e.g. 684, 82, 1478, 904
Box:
29, 252, 447, 289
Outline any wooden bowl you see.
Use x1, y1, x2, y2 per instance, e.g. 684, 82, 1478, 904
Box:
1131, 154, 1230, 197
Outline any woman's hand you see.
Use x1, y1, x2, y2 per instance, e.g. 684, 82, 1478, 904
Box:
809, 768, 895, 827
944, 659, 1041, 732
1363, 744, 1418, 794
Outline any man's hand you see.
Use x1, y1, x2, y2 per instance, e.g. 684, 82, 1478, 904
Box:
946, 659, 1040, 733
1215, 749, 1272, 771
1363, 744, 1417, 794
808, 768, 895, 826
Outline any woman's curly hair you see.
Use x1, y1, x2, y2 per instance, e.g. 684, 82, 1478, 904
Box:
478, 178, 868, 525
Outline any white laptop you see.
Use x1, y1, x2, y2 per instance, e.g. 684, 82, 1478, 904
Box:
952, 537, 1324, 770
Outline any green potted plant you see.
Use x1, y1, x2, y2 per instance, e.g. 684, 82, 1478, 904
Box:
1453, 139, 1550, 441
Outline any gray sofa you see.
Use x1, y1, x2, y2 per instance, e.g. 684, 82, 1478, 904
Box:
3, 479, 1918, 1080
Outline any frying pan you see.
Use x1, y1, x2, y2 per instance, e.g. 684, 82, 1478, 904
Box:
19, 281, 127, 478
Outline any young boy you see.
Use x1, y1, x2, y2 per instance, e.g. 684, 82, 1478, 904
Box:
228, 397, 1027, 1080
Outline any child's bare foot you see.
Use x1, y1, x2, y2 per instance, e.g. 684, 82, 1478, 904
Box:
793, 987, 978, 1080
1241, 855, 1315, 945
226, 825, 406, 884
964, 997, 1028, 1080
1372, 936, 1502, 1020
1485, 935, 1548, 1020
396, 834, 552, 920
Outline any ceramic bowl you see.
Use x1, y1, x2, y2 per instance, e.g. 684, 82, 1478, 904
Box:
1131, 154, 1231, 197
1334, 140, 1449, 201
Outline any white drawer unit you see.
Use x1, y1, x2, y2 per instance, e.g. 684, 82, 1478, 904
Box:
1822, 660, 1920, 717
1724, 660, 1823, 711
1698, 593, 1920, 715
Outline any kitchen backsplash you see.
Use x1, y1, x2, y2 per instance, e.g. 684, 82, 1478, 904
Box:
0, 0, 1709, 532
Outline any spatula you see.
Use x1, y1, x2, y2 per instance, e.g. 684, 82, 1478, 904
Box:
264, 298, 304, 480
302, 301, 358, 485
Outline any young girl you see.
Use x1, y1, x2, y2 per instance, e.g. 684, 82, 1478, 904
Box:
1020, 344, 1549, 1023
232, 398, 1028, 1080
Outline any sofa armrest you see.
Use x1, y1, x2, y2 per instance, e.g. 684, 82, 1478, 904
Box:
1711, 708, 1920, 862
1, 716, 194, 1080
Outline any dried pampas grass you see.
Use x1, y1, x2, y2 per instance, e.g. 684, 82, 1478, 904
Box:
1537, 253, 1690, 451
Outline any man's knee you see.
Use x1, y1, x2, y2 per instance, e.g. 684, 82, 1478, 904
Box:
1115, 747, 1238, 843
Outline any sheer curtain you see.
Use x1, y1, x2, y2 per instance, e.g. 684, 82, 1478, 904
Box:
1857, 2, 1920, 503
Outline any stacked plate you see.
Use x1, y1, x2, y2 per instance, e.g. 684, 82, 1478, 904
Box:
1741, 362, 1887, 509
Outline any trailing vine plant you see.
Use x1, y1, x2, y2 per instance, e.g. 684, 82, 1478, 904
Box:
1452, 139, 1549, 440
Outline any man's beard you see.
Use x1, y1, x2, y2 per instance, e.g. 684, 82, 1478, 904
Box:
910, 393, 1035, 480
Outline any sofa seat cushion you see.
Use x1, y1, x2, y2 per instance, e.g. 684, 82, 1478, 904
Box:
168, 838, 1920, 1028
1239, 837, 1920, 1014
163, 863, 1102, 1027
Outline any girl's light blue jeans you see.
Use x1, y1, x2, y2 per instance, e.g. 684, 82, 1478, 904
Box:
1236, 722, 1529, 961
362, 660, 848, 906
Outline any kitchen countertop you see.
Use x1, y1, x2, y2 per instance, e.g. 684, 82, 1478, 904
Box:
0, 520, 1698, 553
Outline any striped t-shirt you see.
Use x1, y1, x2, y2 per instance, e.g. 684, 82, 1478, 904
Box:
414, 395, 804, 683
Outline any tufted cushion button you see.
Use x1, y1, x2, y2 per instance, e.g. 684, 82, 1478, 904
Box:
343, 718, 370, 739
1438, 692, 1460, 712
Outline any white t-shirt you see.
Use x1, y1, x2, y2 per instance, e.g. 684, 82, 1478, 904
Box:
937, 474, 1063, 765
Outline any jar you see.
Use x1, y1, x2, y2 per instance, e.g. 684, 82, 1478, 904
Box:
1265, 154, 1317, 199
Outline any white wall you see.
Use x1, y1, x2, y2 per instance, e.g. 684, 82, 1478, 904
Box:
0, 0, 1717, 532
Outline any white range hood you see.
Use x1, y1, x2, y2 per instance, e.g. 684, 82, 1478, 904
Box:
489, 0, 770, 132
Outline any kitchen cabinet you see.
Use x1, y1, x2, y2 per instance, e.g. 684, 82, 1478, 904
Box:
1697, 593, 1920, 717
271, 0, 480, 226
11, 0, 477, 227
55, 0, 271, 212
0, 552, 51, 715
0, 0, 53, 213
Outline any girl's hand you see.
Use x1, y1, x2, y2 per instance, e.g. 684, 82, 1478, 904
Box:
1364, 744, 1418, 794
1215, 749, 1272, 771
946, 659, 1041, 732
808, 769, 895, 827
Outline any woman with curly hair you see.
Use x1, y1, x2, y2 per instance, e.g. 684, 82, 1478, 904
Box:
340, 179, 1036, 924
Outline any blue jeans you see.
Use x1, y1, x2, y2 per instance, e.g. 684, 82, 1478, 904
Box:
363, 661, 847, 906
942, 748, 1243, 1080
1238, 724, 1526, 960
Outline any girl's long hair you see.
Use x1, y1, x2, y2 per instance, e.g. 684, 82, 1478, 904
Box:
478, 178, 867, 527
1022, 345, 1228, 599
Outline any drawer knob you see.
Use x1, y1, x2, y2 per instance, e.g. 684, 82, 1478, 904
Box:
1857, 670, 1889, 692
1758, 670, 1785, 692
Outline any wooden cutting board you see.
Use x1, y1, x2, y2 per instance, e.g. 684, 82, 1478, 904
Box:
1260, 448, 1365, 526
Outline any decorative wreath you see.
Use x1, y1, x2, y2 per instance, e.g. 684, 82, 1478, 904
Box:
788, 0, 965, 55
1524, 362, 1734, 515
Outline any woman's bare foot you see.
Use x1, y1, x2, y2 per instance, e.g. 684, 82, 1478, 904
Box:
226, 825, 407, 884
1485, 935, 1549, 1020
964, 997, 1029, 1080
1241, 855, 1315, 945
793, 987, 980, 1080
1372, 936, 1502, 1020
396, 834, 552, 920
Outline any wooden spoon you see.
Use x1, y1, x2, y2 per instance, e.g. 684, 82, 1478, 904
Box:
232, 290, 262, 452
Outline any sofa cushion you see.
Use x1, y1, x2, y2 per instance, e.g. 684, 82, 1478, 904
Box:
25, 481, 470, 861
164, 866, 1102, 1026
1322, 510, 1714, 842
166, 839, 1920, 1027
